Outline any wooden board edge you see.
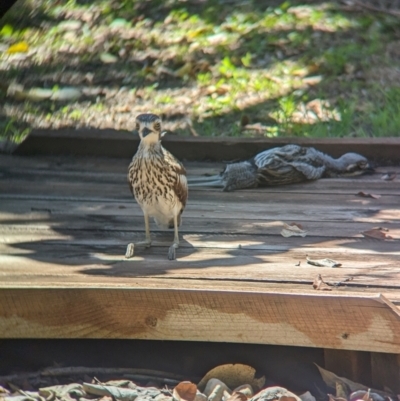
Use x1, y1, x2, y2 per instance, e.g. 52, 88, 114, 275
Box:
377, 294, 400, 318
1, 287, 400, 353
12, 128, 400, 163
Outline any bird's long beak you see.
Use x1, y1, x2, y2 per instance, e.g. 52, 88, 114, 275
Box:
141, 127, 152, 137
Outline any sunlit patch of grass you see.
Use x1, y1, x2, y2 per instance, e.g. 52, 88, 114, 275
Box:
358, 88, 400, 137
1, 0, 400, 139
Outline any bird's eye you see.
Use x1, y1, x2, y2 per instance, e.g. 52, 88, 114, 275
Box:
154, 122, 161, 131
135, 123, 140, 131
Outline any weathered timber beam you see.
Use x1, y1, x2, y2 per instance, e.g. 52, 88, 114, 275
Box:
0, 288, 400, 354
13, 128, 400, 163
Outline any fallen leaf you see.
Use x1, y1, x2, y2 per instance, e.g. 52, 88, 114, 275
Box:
25, 88, 53, 101
83, 383, 140, 401
328, 394, 347, 401
0, 385, 10, 394
356, 191, 381, 199
0, 24, 13, 37
50, 87, 81, 101
6, 41, 29, 54
173, 382, 197, 401
109, 18, 131, 29
281, 223, 307, 238
175, 62, 193, 78
336, 381, 350, 398
362, 390, 372, 401
299, 392, 316, 401
307, 257, 342, 268
57, 20, 82, 31
197, 364, 264, 392
361, 229, 392, 240
381, 172, 397, 181
316, 365, 389, 397
350, 390, 385, 401
226, 392, 247, 401
312, 274, 332, 291
100, 52, 118, 64
233, 385, 253, 398
279, 396, 298, 401
251, 387, 301, 401
203, 378, 231, 401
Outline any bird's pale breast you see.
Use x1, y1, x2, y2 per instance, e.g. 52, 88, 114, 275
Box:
128, 146, 187, 227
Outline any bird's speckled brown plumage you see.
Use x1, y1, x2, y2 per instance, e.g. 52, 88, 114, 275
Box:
126, 113, 188, 260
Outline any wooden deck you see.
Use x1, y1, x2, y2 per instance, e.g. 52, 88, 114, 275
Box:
1, 153, 400, 353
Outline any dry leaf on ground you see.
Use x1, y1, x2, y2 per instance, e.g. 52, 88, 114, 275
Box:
6, 41, 29, 54
250, 386, 301, 401
312, 274, 333, 291
233, 385, 253, 398
306, 257, 342, 268
0, 385, 10, 394
381, 172, 397, 181
298, 392, 316, 401
315, 365, 389, 397
350, 390, 385, 401
203, 379, 230, 401
227, 392, 248, 401
173, 382, 197, 401
335, 381, 350, 399
356, 191, 381, 199
281, 223, 307, 238
197, 364, 265, 393
328, 395, 347, 401
361, 228, 393, 240
83, 383, 140, 401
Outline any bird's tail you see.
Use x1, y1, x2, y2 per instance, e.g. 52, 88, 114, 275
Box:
187, 174, 224, 188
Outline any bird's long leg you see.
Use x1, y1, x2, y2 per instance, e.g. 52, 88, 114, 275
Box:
125, 212, 152, 258
168, 213, 180, 260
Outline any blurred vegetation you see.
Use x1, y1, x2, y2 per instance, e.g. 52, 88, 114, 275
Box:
1, 0, 400, 143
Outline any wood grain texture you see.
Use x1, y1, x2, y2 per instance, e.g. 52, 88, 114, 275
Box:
1, 154, 400, 351
0, 288, 400, 353
13, 129, 400, 163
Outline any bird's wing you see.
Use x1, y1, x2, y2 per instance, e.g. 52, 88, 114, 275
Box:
127, 159, 135, 195
289, 162, 326, 180
163, 147, 188, 208
254, 144, 304, 167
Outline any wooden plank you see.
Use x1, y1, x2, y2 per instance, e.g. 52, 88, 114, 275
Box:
2, 212, 400, 238
2, 176, 400, 198
324, 349, 372, 385
13, 129, 400, 163
371, 353, 400, 393
1, 233, 399, 289
1, 152, 400, 355
1, 197, 399, 227
0, 287, 399, 353
1, 155, 399, 198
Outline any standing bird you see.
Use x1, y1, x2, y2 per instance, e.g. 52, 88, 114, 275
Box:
188, 144, 373, 191
126, 113, 188, 260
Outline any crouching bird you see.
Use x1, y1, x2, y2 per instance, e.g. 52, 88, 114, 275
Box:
125, 113, 188, 260
188, 144, 373, 192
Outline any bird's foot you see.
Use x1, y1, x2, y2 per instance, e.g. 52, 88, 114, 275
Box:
125, 240, 151, 259
168, 242, 179, 261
